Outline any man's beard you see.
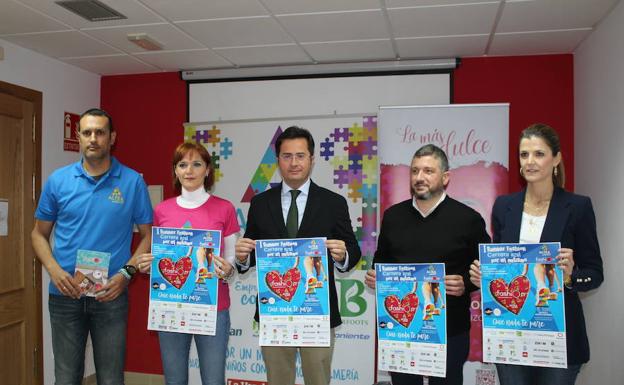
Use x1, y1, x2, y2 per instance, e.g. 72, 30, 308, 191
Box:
411, 184, 441, 201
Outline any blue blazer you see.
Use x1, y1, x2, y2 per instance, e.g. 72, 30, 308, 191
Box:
491, 187, 603, 364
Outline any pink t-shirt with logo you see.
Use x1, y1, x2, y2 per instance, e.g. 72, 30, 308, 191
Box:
153, 195, 240, 311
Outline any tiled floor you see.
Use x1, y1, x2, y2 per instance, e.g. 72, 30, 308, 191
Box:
82, 372, 165, 385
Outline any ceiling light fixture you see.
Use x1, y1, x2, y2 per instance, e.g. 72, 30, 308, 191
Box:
181, 58, 459, 81
127, 33, 163, 51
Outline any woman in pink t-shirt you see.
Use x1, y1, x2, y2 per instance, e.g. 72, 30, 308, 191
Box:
137, 142, 240, 385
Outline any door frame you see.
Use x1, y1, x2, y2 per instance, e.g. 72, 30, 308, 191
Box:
0, 79, 43, 385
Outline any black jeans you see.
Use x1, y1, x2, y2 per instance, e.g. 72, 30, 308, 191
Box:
496, 363, 582, 385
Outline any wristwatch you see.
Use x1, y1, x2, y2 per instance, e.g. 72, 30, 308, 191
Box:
119, 265, 137, 280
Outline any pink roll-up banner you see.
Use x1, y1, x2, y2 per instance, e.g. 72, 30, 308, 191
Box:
378, 104, 509, 384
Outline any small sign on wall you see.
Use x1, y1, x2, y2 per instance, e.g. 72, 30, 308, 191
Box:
0, 199, 8, 236
64, 111, 80, 152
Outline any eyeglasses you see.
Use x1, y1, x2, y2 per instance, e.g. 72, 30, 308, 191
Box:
78, 128, 109, 138
279, 153, 309, 162
176, 161, 206, 169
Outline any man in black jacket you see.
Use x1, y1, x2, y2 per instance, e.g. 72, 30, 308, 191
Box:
236, 126, 361, 385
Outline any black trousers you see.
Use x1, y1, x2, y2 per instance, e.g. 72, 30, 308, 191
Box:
390, 331, 470, 385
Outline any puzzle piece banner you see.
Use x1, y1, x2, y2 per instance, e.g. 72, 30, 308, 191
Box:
378, 104, 509, 368
185, 116, 377, 385
256, 237, 330, 347
376, 263, 447, 377
148, 227, 221, 336
479, 242, 567, 368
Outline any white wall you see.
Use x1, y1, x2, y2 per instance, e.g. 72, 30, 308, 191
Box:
574, 1, 624, 384
0, 38, 100, 385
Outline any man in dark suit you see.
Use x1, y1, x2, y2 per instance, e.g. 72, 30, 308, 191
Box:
235, 126, 361, 385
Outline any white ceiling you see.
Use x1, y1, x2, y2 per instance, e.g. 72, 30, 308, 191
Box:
0, 0, 619, 76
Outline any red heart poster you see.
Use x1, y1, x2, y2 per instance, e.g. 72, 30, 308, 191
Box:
265, 267, 301, 302
489, 276, 530, 315
158, 256, 193, 289
384, 293, 419, 327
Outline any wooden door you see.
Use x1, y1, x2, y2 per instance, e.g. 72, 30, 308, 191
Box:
0, 82, 42, 385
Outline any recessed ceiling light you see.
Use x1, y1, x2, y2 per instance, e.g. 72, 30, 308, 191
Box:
127, 33, 163, 51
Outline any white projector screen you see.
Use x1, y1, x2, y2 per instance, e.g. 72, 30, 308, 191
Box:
189, 73, 451, 122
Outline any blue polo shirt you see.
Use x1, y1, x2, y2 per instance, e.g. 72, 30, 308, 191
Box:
36, 157, 153, 295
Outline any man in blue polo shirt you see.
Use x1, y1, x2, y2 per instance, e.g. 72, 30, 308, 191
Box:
31, 108, 152, 385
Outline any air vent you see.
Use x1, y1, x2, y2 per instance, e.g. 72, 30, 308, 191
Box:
55, 0, 127, 22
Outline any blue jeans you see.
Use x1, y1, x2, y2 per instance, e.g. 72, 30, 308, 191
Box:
496, 363, 582, 385
49, 292, 128, 385
159, 310, 231, 385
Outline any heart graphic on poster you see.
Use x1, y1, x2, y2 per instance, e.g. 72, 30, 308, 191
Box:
158, 256, 192, 289
265, 268, 301, 302
384, 293, 419, 327
489, 276, 530, 315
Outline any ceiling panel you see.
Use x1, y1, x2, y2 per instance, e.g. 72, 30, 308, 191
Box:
1, 30, 120, 57
134, 49, 232, 70
388, 2, 500, 37
0, 0, 617, 75
489, 29, 592, 55
396, 34, 489, 59
17, 0, 164, 29
387, 0, 500, 7
214, 44, 311, 66
63, 54, 159, 75
140, 0, 268, 21
277, 10, 388, 43
0, 1, 70, 34
302, 39, 395, 62
262, 0, 381, 15
84, 23, 203, 53
498, 0, 619, 32
176, 17, 293, 47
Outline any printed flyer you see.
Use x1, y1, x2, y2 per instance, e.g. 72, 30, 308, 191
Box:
479, 242, 567, 368
148, 227, 221, 336
256, 237, 330, 347
376, 263, 447, 377
74, 249, 111, 297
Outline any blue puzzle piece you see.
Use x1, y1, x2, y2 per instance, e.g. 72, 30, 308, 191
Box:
348, 153, 363, 171
320, 137, 335, 161
359, 183, 377, 199
220, 138, 233, 159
